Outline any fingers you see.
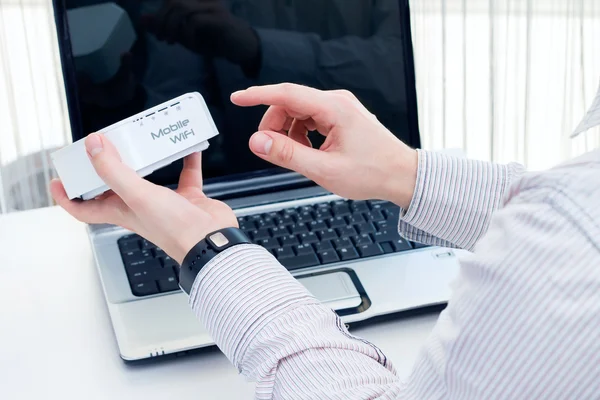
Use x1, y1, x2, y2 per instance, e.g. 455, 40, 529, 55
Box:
177, 152, 206, 194
231, 84, 337, 133
258, 105, 295, 134
50, 179, 126, 225
288, 119, 311, 147
249, 131, 324, 178
85, 133, 153, 208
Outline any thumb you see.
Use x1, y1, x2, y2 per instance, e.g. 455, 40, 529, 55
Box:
85, 133, 150, 205
249, 131, 324, 178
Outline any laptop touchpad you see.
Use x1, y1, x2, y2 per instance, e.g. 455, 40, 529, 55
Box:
297, 271, 362, 311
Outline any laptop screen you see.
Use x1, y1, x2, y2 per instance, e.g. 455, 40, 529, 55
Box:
52, 0, 420, 191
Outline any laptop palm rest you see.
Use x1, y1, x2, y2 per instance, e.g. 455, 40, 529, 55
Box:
112, 271, 364, 359
297, 271, 362, 310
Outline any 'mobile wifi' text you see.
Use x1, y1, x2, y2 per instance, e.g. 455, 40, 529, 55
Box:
150, 119, 195, 144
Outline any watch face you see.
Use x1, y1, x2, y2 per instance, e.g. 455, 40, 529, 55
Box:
209, 232, 229, 248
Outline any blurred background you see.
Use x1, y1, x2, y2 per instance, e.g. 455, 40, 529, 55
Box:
0, 0, 599, 213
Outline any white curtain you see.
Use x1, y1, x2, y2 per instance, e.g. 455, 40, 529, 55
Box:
411, 0, 600, 169
0, 1, 599, 213
0, 0, 70, 213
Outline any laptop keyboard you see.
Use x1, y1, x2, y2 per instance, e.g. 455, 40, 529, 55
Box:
118, 199, 427, 297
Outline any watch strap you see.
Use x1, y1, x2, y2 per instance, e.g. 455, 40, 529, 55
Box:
179, 227, 251, 294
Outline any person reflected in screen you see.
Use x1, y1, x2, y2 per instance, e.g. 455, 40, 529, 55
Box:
67, 0, 409, 175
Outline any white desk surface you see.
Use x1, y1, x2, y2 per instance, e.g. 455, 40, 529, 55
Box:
0, 206, 439, 399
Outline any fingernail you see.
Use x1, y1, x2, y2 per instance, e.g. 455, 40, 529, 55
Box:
252, 132, 273, 155
85, 134, 103, 157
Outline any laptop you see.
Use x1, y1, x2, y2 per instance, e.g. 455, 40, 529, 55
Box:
52, 0, 460, 361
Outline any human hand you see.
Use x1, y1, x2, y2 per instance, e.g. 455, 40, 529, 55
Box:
141, 0, 260, 72
231, 84, 418, 209
50, 134, 237, 264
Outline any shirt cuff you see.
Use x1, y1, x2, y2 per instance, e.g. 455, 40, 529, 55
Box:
188, 244, 320, 369
398, 149, 524, 251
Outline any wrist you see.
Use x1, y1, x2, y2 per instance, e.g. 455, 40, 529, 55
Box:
174, 222, 240, 265
380, 143, 418, 210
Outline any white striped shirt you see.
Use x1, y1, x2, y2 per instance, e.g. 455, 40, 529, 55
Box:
189, 149, 600, 399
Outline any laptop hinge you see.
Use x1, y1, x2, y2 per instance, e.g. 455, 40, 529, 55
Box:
202, 172, 315, 201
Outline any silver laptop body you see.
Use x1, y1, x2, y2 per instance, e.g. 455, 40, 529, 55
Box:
89, 185, 460, 361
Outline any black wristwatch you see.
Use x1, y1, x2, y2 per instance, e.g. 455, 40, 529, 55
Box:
178, 227, 252, 294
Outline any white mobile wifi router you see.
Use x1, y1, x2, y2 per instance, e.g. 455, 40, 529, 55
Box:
52, 92, 219, 200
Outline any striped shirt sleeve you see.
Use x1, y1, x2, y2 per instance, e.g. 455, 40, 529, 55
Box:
188, 244, 400, 399
398, 149, 524, 251
188, 150, 600, 399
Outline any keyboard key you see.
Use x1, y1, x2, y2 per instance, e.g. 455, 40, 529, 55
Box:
314, 202, 331, 211
384, 208, 400, 221
152, 248, 167, 258
328, 217, 347, 228
355, 222, 376, 235
338, 247, 359, 261
257, 218, 276, 229
282, 207, 298, 216
158, 276, 180, 292
380, 242, 394, 254
392, 239, 413, 252
258, 238, 279, 249
289, 223, 309, 235
353, 234, 373, 246
318, 250, 340, 264
333, 238, 353, 249
358, 243, 384, 257
275, 215, 295, 226
298, 205, 314, 213
131, 281, 158, 296
119, 238, 140, 252
270, 226, 290, 238
128, 268, 155, 284
274, 246, 295, 259
249, 228, 271, 241
122, 250, 152, 264
295, 211, 314, 224
368, 200, 396, 209
373, 229, 400, 243
308, 220, 328, 231
294, 244, 315, 255
299, 232, 319, 245
126, 258, 161, 269
368, 210, 385, 222
315, 210, 332, 220
369, 203, 385, 212
238, 220, 256, 231
280, 253, 320, 270
375, 221, 392, 231
263, 212, 280, 219
346, 214, 365, 225
350, 200, 369, 212
280, 235, 300, 247
141, 239, 156, 250
332, 201, 351, 216
317, 228, 338, 241
337, 226, 357, 238
161, 257, 178, 269
127, 264, 168, 283
313, 241, 333, 252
